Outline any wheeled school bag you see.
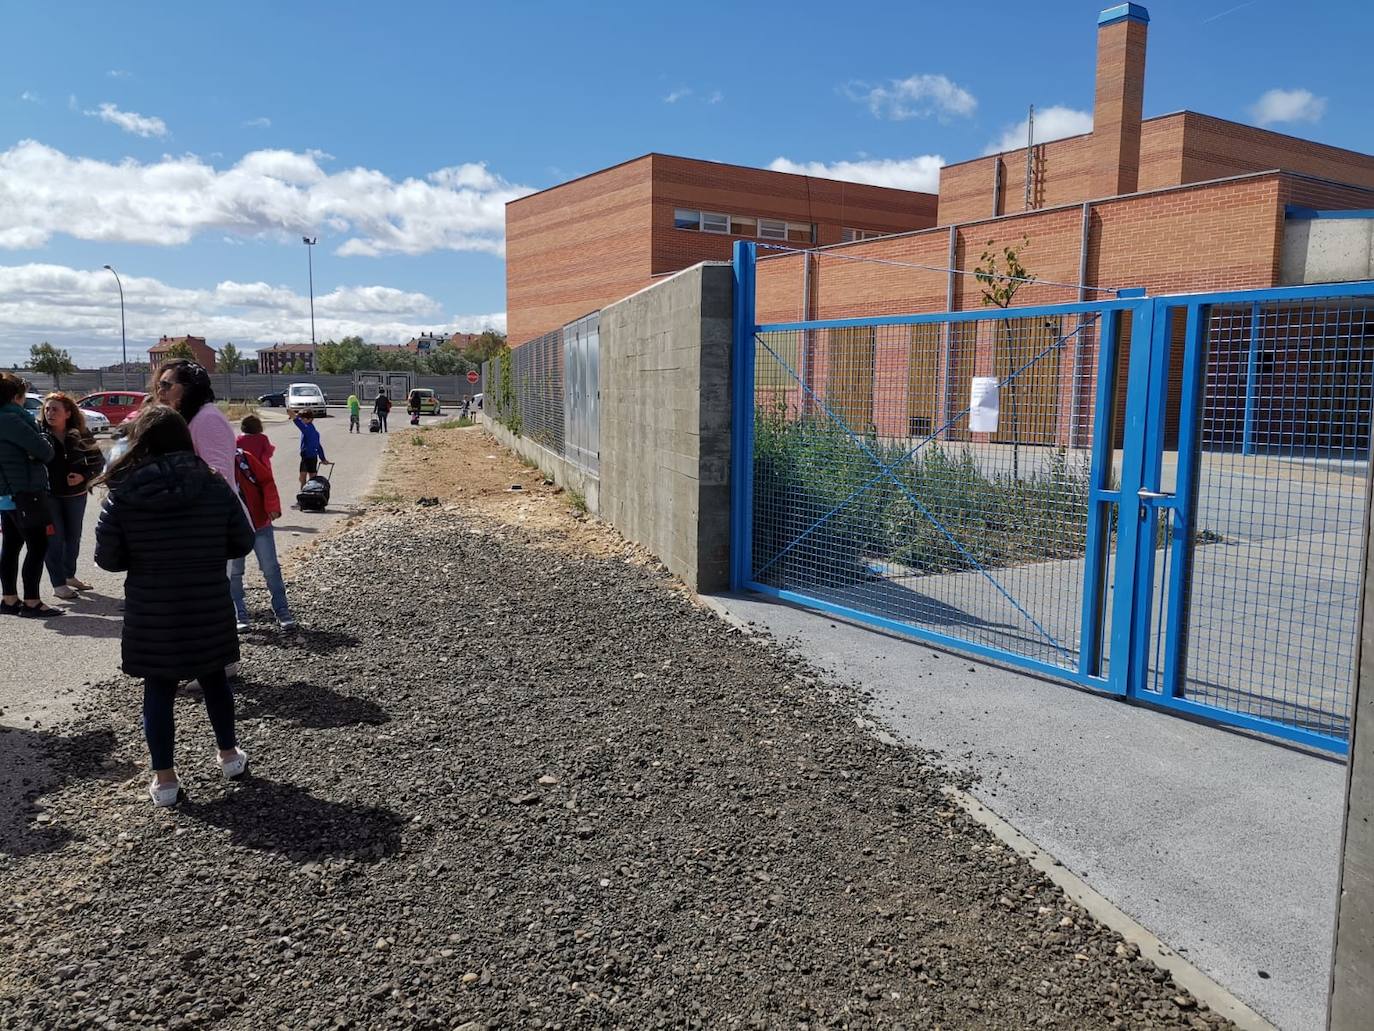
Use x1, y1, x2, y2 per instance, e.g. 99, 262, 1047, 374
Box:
369, 416, 380, 433
296, 463, 334, 512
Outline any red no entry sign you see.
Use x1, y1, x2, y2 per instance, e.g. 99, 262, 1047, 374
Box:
466, 370, 479, 383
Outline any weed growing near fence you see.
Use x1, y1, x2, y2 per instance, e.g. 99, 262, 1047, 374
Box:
752, 404, 1097, 585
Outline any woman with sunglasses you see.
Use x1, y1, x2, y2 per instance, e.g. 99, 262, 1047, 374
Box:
0, 372, 61, 617
40, 393, 105, 600
149, 360, 236, 484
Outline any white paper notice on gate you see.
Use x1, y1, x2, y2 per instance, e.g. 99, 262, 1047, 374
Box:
969, 377, 1000, 433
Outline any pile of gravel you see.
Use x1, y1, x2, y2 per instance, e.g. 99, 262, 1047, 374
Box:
0, 510, 1231, 1029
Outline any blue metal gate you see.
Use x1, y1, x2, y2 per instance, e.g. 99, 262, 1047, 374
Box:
730, 240, 1374, 754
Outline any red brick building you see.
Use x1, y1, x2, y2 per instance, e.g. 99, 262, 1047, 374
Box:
506, 154, 938, 346
256, 342, 317, 374
149, 335, 216, 372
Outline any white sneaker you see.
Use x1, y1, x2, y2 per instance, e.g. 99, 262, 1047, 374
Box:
53, 585, 78, 600
235, 620, 250, 633
148, 778, 184, 807
220, 747, 249, 780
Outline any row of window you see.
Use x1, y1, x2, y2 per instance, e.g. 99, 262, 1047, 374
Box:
672, 208, 892, 246
673, 208, 815, 244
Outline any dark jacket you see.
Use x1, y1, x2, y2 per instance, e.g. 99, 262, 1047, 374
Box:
45, 429, 104, 498
0, 403, 54, 497
94, 451, 255, 680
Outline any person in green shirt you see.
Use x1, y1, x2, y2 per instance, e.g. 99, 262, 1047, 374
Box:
346, 393, 361, 433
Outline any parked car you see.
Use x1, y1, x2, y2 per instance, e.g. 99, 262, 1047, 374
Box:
79, 390, 147, 425
407, 388, 441, 416
286, 382, 328, 416
258, 390, 287, 407
23, 393, 109, 434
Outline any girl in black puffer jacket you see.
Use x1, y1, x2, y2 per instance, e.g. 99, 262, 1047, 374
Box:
95, 405, 255, 807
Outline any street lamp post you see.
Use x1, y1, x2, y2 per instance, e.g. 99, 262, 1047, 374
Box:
102, 264, 128, 390
302, 236, 317, 347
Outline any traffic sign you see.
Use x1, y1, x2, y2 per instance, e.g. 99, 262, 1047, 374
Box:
466, 370, 479, 383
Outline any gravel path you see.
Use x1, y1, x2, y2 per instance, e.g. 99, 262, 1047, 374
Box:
0, 499, 1232, 1029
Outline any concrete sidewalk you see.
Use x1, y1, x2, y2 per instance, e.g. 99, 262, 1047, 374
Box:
709, 590, 1344, 1031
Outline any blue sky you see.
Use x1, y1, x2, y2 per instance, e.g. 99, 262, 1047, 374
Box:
1, 0, 1369, 366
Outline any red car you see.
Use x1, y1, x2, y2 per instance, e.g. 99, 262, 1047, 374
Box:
79, 390, 148, 425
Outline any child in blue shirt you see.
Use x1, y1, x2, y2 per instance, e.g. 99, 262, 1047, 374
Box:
290, 409, 328, 488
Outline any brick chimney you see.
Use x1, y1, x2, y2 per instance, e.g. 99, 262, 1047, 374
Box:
1092, 4, 1149, 198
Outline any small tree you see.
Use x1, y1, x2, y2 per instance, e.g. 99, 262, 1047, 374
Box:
974, 236, 1035, 479
463, 329, 507, 365
161, 339, 196, 364
26, 341, 77, 388
288, 358, 307, 374
219, 343, 241, 400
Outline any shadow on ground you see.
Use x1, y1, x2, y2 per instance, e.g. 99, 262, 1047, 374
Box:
234, 679, 389, 728
185, 778, 405, 862
0, 725, 137, 858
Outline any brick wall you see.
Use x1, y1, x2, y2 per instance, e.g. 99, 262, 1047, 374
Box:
1180, 113, 1374, 191
505, 156, 656, 348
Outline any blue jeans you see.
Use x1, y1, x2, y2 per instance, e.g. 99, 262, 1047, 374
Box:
228, 526, 294, 623
45, 493, 88, 587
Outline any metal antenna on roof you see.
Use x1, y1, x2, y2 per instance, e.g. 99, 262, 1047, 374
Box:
1024, 105, 1035, 211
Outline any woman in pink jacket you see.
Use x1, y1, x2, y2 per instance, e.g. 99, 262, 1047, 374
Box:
149, 360, 236, 483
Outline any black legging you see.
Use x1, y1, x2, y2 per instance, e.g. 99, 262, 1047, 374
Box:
143, 670, 236, 771
0, 509, 49, 600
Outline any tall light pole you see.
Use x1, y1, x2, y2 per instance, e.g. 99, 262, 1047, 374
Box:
102, 265, 128, 390
302, 236, 317, 347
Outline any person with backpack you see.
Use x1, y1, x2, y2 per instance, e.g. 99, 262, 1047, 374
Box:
229, 434, 296, 633
0, 372, 61, 618
93, 404, 255, 807
373, 389, 391, 433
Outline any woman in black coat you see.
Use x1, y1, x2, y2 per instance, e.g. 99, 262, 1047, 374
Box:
94, 404, 255, 807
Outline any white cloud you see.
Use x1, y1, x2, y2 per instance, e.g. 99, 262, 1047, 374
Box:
0, 262, 505, 366
20, 91, 40, 104
768, 155, 945, 193
984, 105, 1093, 154
107, 69, 132, 79
67, 94, 78, 112
86, 102, 169, 138
846, 74, 977, 121
242, 116, 272, 129
663, 88, 692, 104
708, 90, 724, 105
0, 140, 533, 257
1250, 88, 1327, 126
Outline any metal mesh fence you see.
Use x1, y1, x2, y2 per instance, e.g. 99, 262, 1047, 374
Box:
751, 312, 1105, 672
1173, 299, 1374, 737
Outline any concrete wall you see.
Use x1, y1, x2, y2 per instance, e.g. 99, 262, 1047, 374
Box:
1282, 217, 1374, 286
480, 414, 601, 516
1329, 475, 1374, 1028
598, 262, 732, 592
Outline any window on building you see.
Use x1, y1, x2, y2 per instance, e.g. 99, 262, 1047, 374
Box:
841, 227, 887, 243
787, 222, 815, 244
758, 218, 787, 241
674, 208, 701, 230
701, 211, 729, 234
730, 214, 756, 236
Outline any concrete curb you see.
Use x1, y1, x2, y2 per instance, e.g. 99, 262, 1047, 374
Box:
693, 591, 1277, 1031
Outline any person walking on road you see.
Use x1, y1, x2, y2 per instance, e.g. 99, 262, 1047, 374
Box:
94, 404, 255, 808
229, 438, 296, 633
236, 414, 274, 466
373, 389, 391, 434
0, 372, 61, 618
347, 393, 361, 433
290, 408, 328, 488
40, 393, 104, 600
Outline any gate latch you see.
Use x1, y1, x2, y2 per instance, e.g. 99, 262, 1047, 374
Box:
1137, 489, 1174, 501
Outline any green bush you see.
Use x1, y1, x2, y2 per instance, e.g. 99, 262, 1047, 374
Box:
751, 405, 1095, 585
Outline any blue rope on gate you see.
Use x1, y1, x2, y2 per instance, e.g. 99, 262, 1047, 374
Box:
752, 313, 1103, 659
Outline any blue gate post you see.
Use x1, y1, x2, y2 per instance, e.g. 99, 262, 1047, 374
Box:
1077, 308, 1123, 680
729, 240, 757, 591
1242, 301, 1261, 456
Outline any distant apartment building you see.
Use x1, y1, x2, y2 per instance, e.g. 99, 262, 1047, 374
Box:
148, 335, 216, 372
257, 342, 317, 374
505, 154, 940, 346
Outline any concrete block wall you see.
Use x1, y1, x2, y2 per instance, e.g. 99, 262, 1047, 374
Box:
598, 262, 733, 592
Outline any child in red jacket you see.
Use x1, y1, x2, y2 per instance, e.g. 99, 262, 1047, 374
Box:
229, 432, 296, 632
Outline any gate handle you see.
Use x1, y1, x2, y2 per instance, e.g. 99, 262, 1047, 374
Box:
1137, 489, 1174, 500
